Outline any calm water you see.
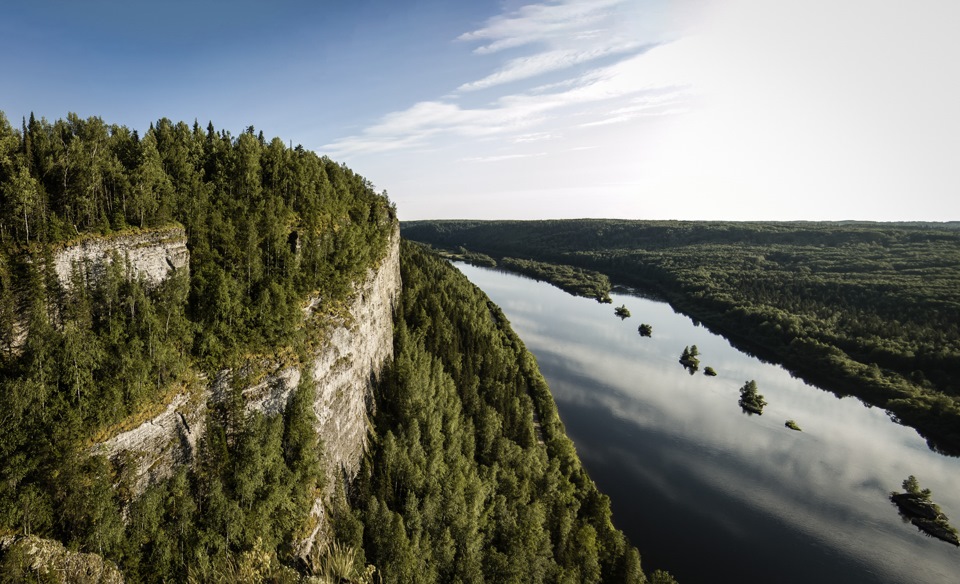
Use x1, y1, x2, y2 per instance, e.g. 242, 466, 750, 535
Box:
455, 263, 960, 584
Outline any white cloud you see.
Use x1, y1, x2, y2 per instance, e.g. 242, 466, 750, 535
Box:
513, 132, 555, 143
325, 0, 690, 159
461, 152, 548, 163
457, 0, 627, 54
458, 42, 642, 91
324, 41, 695, 157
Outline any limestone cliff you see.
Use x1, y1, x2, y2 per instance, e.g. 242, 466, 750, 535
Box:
10, 226, 190, 351
91, 226, 400, 548
54, 225, 189, 289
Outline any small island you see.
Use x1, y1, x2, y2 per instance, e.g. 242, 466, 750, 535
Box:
738, 379, 767, 414
638, 323, 653, 337
679, 345, 700, 374
891, 476, 959, 546
703, 366, 717, 376
615, 304, 631, 319
785, 420, 801, 431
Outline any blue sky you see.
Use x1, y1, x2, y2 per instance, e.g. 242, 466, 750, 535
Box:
3, 0, 958, 221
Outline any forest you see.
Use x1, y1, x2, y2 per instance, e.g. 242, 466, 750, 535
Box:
0, 111, 394, 580
402, 219, 960, 455
339, 241, 661, 583
0, 113, 668, 582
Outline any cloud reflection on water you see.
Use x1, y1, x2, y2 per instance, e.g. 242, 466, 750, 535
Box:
457, 263, 960, 584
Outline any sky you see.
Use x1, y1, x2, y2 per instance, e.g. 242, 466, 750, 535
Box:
2, 0, 958, 221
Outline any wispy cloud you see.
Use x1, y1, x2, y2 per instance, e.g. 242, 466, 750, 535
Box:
323, 0, 691, 158
513, 132, 556, 143
324, 42, 692, 157
461, 152, 548, 163
457, 0, 627, 54
458, 42, 643, 91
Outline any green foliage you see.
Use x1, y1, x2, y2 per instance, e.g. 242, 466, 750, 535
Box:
902, 475, 930, 499
403, 218, 960, 454
738, 380, 766, 414
500, 257, 611, 302
638, 323, 652, 337
351, 242, 648, 583
615, 304, 631, 319
0, 112, 393, 580
650, 569, 679, 584
305, 540, 378, 583
679, 346, 699, 374
703, 366, 717, 376
421, 243, 613, 302
891, 475, 959, 546
784, 420, 801, 431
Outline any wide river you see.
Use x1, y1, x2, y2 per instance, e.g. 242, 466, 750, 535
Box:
455, 263, 960, 584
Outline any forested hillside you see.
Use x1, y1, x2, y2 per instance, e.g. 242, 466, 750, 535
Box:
0, 112, 394, 580
340, 242, 651, 583
0, 114, 662, 582
402, 219, 960, 455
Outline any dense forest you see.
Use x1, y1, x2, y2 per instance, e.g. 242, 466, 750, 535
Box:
0, 114, 665, 582
0, 111, 393, 580
339, 241, 655, 583
402, 219, 960, 455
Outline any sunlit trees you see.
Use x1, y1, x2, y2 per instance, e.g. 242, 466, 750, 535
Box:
738, 379, 766, 414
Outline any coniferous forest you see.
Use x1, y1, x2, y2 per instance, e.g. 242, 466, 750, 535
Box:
0, 112, 396, 580
0, 114, 663, 581
344, 241, 645, 583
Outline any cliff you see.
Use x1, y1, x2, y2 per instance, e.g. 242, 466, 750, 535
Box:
53, 225, 189, 289
90, 226, 401, 549
9, 226, 190, 352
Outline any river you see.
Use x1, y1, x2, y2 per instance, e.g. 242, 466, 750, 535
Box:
454, 263, 960, 584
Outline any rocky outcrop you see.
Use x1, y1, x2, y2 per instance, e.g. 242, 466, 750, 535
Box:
91, 390, 205, 497
299, 228, 400, 551
891, 492, 960, 546
90, 227, 401, 551
312, 230, 400, 488
54, 226, 189, 289
0, 534, 124, 583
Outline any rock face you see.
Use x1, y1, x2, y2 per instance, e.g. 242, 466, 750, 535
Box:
312, 231, 400, 488
91, 227, 401, 551
54, 226, 189, 289
0, 534, 125, 583
9, 227, 191, 352
299, 229, 400, 551
91, 390, 205, 497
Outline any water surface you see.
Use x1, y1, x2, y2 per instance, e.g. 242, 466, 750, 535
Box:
456, 263, 960, 584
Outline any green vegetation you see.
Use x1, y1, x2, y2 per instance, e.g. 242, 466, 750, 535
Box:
785, 420, 801, 431
0, 112, 393, 580
418, 242, 613, 302
638, 323, 653, 337
402, 219, 960, 454
432, 245, 497, 268
0, 114, 659, 581
501, 257, 612, 302
703, 366, 717, 377
345, 242, 653, 583
891, 476, 959, 546
615, 304, 631, 319
679, 345, 699, 374
739, 380, 766, 415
